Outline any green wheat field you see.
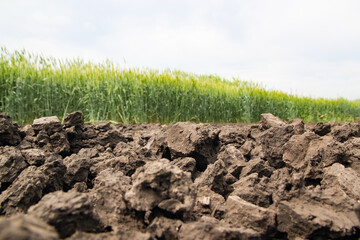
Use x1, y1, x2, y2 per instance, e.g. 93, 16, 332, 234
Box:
1, 47, 359, 124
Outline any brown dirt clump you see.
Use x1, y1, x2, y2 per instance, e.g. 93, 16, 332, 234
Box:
0, 111, 360, 239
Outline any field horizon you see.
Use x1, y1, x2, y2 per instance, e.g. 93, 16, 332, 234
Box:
1, 47, 359, 124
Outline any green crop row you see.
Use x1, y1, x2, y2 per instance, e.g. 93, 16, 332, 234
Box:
1, 47, 359, 124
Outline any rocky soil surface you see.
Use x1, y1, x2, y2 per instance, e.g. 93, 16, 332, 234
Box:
1, 111, 360, 239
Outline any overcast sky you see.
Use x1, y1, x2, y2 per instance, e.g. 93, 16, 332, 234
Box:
1, 0, 360, 100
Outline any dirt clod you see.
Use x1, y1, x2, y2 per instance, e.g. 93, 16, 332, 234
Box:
0, 113, 21, 146
0, 112, 360, 239
0, 214, 59, 240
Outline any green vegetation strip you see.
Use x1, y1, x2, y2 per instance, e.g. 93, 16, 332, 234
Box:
1, 47, 359, 124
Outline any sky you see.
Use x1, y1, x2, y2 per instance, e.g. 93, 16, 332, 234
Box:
1, 0, 360, 100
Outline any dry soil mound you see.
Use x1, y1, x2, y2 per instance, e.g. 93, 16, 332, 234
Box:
1, 112, 360, 239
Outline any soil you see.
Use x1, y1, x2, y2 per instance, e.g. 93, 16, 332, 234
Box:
1, 111, 360, 240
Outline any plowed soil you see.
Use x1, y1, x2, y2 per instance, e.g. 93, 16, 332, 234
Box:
1, 112, 360, 240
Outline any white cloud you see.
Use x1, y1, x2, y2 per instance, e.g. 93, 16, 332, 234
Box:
30, 11, 72, 26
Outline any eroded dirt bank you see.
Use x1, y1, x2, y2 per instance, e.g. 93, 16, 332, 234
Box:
1, 112, 360, 240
